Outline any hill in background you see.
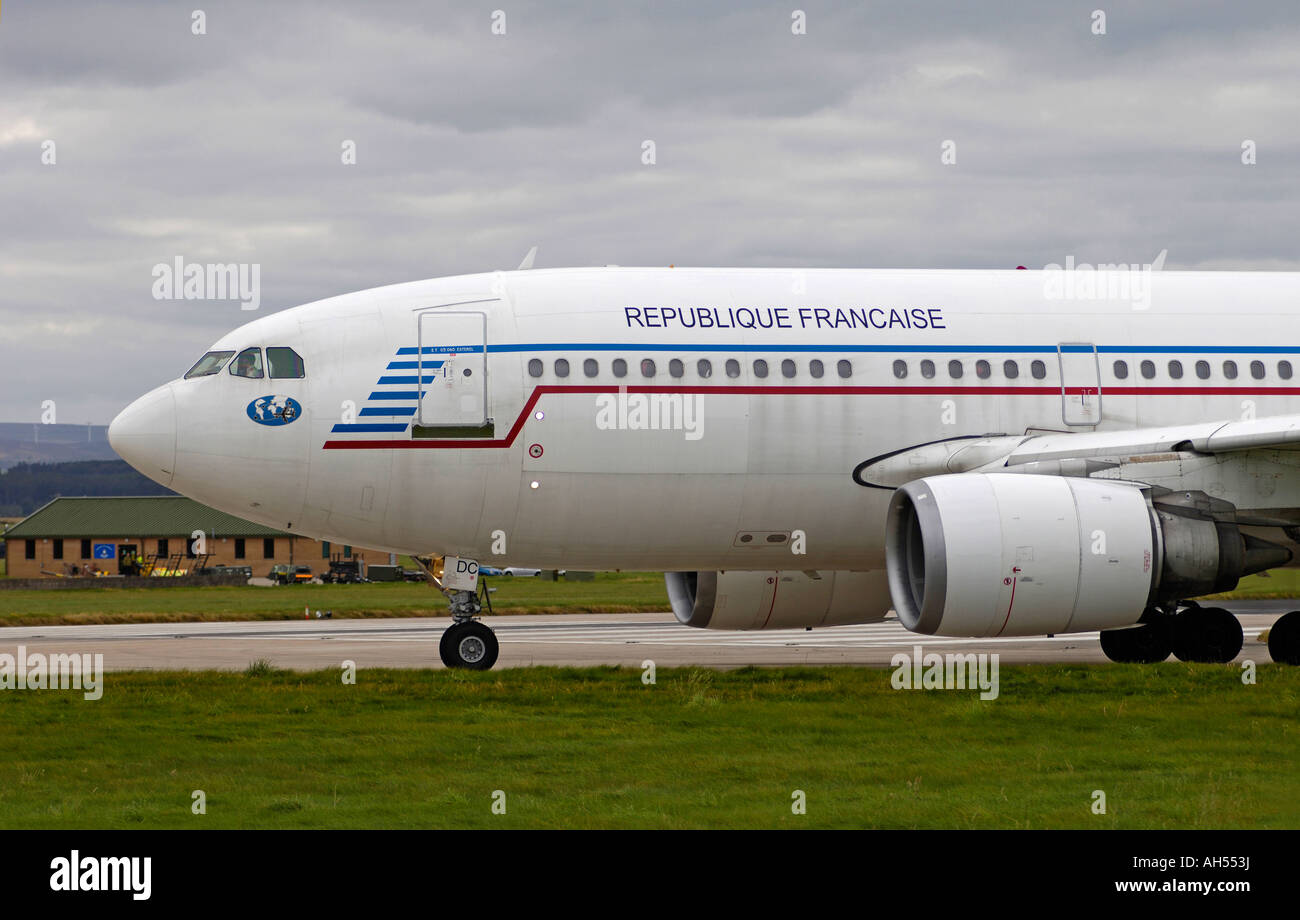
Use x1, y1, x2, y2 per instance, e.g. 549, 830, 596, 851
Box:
0, 459, 175, 517
0, 423, 118, 470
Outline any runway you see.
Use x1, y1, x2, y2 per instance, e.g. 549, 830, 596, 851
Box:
0, 601, 1288, 671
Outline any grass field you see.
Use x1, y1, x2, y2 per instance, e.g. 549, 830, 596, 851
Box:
0, 572, 669, 626
0, 664, 1294, 829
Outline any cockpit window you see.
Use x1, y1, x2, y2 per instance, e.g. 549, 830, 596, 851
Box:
184, 350, 235, 379
267, 347, 306, 379
230, 347, 264, 379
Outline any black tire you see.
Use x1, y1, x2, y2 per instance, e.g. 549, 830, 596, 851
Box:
439, 621, 499, 670
1267, 610, 1300, 665
1172, 606, 1243, 663
1100, 618, 1172, 663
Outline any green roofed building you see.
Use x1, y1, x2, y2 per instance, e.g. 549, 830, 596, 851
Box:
2, 496, 378, 578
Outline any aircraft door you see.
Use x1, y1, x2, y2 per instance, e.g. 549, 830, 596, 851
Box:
416, 310, 489, 430
1058, 343, 1102, 427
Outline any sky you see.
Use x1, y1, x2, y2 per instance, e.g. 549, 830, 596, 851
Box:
2, 0, 1298, 424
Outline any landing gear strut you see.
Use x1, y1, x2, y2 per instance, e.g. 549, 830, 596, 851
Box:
412, 557, 500, 670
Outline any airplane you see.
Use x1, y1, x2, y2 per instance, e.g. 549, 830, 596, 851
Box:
108, 265, 1300, 670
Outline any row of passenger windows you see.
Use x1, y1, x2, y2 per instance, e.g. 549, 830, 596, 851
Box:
527, 356, 856, 380
526, 356, 1297, 382
184, 346, 306, 380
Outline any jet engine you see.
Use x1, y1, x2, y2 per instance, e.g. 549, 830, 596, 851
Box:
665, 570, 892, 630
885, 473, 1290, 637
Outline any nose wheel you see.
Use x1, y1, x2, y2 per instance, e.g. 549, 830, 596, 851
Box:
439, 620, 500, 670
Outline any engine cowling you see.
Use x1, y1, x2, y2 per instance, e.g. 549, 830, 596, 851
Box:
885, 473, 1290, 637
666, 570, 892, 630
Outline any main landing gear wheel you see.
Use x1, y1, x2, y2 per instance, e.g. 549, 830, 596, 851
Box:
1267, 611, 1300, 665
439, 620, 499, 670
1099, 615, 1172, 663
1171, 606, 1243, 663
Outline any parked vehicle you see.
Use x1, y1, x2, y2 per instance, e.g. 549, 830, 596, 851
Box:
321, 558, 366, 584
270, 563, 314, 585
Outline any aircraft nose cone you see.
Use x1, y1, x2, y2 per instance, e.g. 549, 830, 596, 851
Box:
109, 384, 177, 487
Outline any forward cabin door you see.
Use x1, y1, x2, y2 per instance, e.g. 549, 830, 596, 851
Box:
416, 310, 489, 433
1058, 342, 1102, 427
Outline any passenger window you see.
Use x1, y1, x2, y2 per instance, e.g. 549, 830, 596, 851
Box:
184, 350, 235, 379
892, 360, 907, 379
697, 359, 712, 378
640, 358, 656, 378
1223, 360, 1238, 380
1004, 360, 1019, 379
230, 347, 264, 379
1251, 360, 1265, 380
554, 358, 570, 378
1031, 360, 1046, 380
583, 358, 598, 378
753, 359, 769, 379
975, 360, 991, 380
809, 359, 824, 379
1141, 359, 1156, 379
528, 358, 543, 378
669, 358, 684, 378
1281, 360, 1293, 380
612, 358, 628, 378
921, 359, 936, 379
1168, 360, 1183, 380
782, 359, 797, 379
1195, 360, 1210, 380
948, 360, 964, 379
836, 359, 852, 379
267, 347, 305, 379
725, 359, 741, 379
1112, 360, 1128, 380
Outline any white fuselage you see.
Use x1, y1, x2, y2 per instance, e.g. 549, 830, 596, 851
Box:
109, 267, 1300, 572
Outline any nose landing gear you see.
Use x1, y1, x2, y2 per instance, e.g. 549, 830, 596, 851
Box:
411, 556, 501, 670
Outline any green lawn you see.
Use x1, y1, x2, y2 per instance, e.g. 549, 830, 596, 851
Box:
1211, 569, 1300, 601
0, 572, 669, 626
0, 664, 1293, 829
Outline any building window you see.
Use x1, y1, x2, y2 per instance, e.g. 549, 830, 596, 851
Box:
234, 538, 246, 560
892, 360, 907, 379
809, 359, 824, 379
343, 545, 352, 558
53, 539, 63, 560
920, 359, 935, 379
1031, 360, 1046, 380
186, 537, 198, 558
25, 540, 35, 560
158, 538, 169, 556
81, 539, 91, 559
1195, 360, 1211, 380
554, 358, 570, 378
1141, 360, 1156, 379
583, 358, 598, 378
697, 359, 712, 378
322, 541, 331, 559
264, 538, 275, 559
527, 358, 543, 378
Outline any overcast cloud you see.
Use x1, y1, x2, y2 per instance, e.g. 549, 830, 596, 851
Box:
1, 1, 1298, 423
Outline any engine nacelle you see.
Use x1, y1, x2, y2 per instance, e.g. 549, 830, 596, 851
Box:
885, 473, 1290, 637
666, 570, 892, 630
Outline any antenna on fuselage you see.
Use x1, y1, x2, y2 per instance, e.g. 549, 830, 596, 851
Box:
517, 246, 538, 270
